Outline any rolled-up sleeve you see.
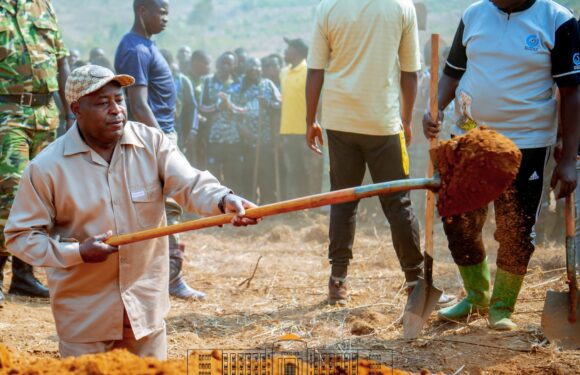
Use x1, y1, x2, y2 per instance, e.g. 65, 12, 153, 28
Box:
157, 135, 230, 216
4, 164, 84, 268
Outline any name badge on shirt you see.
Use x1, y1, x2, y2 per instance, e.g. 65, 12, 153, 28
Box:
131, 190, 147, 200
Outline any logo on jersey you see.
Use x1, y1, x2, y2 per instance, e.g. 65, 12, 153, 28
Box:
525, 34, 540, 51
573, 52, 580, 68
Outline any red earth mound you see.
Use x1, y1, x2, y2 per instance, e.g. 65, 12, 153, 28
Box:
433, 127, 522, 217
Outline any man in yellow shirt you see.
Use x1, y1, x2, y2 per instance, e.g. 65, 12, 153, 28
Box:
280, 38, 319, 199
306, 0, 454, 306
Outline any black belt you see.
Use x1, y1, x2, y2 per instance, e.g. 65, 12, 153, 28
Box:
0, 93, 53, 107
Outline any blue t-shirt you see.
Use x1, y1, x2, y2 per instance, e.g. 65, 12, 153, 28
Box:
114, 32, 176, 134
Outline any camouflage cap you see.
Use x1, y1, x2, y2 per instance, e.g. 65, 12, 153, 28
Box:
65, 65, 134, 104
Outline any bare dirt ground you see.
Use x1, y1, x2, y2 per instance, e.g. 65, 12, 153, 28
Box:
0, 210, 578, 374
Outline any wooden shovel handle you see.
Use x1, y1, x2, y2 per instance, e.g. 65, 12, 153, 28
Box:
565, 194, 577, 323
106, 178, 440, 247
425, 34, 440, 266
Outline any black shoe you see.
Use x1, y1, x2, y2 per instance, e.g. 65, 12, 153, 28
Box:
8, 257, 49, 298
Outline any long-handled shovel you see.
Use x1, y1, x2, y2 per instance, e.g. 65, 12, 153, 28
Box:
106, 128, 521, 264
107, 177, 440, 246
541, 193, 580, 349
403, 34, 443, 340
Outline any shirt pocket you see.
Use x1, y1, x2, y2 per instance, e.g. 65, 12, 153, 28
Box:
130, 182, 165, 229
32, 17, 59, 54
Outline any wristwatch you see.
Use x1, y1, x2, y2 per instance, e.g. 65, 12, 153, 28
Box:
218, 192, 234, 213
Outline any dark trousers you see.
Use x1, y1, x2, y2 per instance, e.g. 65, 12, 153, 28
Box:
207, 143, 243, 192
443, 147, 548, 275
242, 143, 277, 204
327, 130, 423, 282
281, 135, 321, 199
196, 121, 211, 170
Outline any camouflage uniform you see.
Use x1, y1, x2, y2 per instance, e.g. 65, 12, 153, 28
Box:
0, 0, 67, 252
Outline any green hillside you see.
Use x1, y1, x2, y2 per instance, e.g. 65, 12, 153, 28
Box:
52, 0, 580, 61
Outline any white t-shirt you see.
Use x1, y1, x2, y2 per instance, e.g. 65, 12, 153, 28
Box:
444, 0, 580, 149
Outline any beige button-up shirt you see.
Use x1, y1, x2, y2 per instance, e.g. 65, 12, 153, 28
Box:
5, 121, 230, 342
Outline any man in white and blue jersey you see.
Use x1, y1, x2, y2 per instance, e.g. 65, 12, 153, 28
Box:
423, 0, 579, 331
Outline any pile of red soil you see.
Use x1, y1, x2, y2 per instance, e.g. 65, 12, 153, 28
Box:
433, 127, 522, 217
0, 344, 186, 374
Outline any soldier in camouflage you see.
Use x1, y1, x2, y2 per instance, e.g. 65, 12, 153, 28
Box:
0, 0, 73, 303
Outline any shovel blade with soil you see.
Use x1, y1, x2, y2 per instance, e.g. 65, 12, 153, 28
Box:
541, 194, 580, 349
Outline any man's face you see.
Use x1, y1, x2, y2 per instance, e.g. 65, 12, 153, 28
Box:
263, 57, 281, 80
177, 46, 191, 68
235, 50, 248, 74
90, 48, 106, 62
245, 58, 262, 81
284, 45, 298, 65
192, 56, 212, 76
177, 47, 191, 61
490, 0, 527, 11
216, 54, 235, 77
68, 50, 80, 66
73, 83, 127, 147
142, 0, 169, 35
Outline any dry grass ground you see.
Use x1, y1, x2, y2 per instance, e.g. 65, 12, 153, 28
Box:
0, 211, 578, 374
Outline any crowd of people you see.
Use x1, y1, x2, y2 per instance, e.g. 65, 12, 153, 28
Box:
65, 39, 321, 205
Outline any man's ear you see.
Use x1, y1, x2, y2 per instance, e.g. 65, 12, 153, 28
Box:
138, 4, 147, 17
71, 101, 80, 118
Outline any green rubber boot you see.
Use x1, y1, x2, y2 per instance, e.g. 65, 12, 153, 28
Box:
488, 268, 524, 331
438, 258, 491, 321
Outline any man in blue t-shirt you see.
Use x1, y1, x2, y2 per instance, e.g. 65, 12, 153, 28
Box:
115, 0, 204, 301
115, 0, 175, 135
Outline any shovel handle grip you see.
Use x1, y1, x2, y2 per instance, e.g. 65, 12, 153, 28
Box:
565, 194, 577, 323
106, 178, 440, 247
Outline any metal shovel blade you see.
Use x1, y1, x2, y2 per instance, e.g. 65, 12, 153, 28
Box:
541, 291, 580, 349
403, 277, 442, 339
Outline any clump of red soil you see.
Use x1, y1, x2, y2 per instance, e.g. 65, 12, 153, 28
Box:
349, 319, 376, 336
433, 127, 522, 217
0, 344, 186, 374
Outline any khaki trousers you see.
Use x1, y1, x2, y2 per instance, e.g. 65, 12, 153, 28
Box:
59, 323, 167, 360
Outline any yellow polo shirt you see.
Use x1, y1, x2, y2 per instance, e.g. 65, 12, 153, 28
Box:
308, 0, 421, 136
279, 60, 307, 135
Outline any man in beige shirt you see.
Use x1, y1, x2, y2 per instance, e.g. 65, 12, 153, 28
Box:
305, 0, 454, 306
4, 65, 258, 359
